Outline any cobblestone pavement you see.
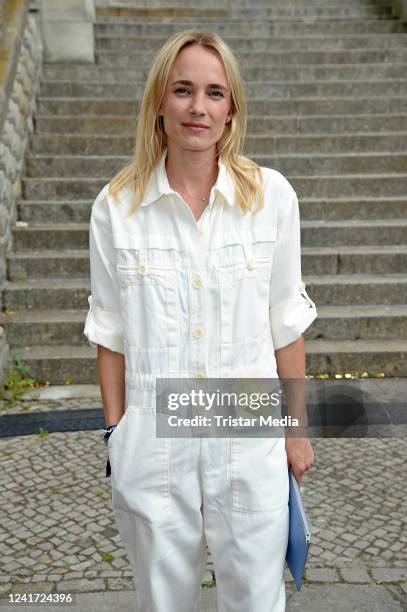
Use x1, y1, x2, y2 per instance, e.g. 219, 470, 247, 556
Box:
0, 396, 406, 609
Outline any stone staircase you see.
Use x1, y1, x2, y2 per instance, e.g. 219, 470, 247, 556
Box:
1, 0, 407, 385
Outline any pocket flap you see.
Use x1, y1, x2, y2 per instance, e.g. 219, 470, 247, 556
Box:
211, 226, 277, 249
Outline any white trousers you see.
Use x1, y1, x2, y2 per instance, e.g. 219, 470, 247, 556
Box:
108, 408, 289, 612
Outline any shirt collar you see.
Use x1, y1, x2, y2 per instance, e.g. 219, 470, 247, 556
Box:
141, 148, 235, 208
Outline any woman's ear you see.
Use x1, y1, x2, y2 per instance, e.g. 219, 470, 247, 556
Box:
227, 104, 234, 123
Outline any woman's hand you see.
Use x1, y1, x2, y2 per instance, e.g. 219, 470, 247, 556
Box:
285, 437, 315, 485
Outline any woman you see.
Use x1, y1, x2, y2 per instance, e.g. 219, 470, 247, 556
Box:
84, 29, 317, 612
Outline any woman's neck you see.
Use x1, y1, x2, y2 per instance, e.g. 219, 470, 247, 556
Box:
165, 144, 219, 195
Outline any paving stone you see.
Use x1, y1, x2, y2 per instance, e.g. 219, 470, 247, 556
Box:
106, 577, 134, 591
31, 574, 48, 582
372, 568, 407, 583
55, 578, 105, 593
306, 568, 338, 582
340, 568, 371, 583
365, 547, 381, 555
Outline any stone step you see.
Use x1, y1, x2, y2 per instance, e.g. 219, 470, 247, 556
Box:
1, 305, 406, 350
310, 304, 407, 340
302, 223, 407, 247
38, 79, 407, 99
32, 114, 407, 137
24, 152, 407, 178
304, 246, 407, 274
22, 173, 407, 200
0, 344, 100, 386
36, 95, 407, 116
8, 251, 89, 280
297, 197, 407, 220
94, 47, 407, 66
18, 200, 94, 223
93, 20, 407, 38
6, 246, 407, 280
3, 278, 92, 310
10, 221, 407, 252
93, 33, 407, 52
96, 0, 391, 7
0, 310, 90, 348
3, 338, 405, 383
40, 62, 407, 82
95, 6, 228, 18
308, 273, 407, 305
94, 0, 394, 7
94, 6, 394, 20
305, 338, 407, 377
27, 132, 407, 156
16, 196, 407, 223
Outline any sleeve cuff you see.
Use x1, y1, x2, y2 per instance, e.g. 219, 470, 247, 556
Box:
83, 296, 125, 355
269, 282, 318, 350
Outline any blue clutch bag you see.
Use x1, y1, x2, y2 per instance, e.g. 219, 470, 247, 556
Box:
285, 468, 312, 591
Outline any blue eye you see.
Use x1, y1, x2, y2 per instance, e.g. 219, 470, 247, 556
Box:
174, 88, 224, 98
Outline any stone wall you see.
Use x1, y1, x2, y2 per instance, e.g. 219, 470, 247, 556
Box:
0, 1, 43, 382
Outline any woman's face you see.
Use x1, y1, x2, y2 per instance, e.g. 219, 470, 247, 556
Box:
159, 43, 233, 154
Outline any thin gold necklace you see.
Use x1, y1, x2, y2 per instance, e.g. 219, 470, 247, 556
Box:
171, 184, 212, 202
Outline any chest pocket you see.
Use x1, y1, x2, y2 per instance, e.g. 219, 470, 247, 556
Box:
113, 234, 182, 374
213, 226, 277, 369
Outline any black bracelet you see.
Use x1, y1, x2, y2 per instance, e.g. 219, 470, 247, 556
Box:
104, 425, 117, 478
103, 424, 118, 447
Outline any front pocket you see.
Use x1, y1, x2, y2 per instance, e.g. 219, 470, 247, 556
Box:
216, 261, 273, 367
230, 437, 289, 512
107, 409, 129, 449
109, 408, 171, 524
213, 227, 277, 360
116, 264, 179, 372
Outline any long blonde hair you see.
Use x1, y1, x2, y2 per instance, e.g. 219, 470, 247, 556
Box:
108, 29, 265, 217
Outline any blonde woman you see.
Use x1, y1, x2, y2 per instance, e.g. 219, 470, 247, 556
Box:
84, 29, 317, 612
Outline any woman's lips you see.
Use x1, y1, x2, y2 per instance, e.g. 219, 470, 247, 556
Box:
182, 124, 209, 132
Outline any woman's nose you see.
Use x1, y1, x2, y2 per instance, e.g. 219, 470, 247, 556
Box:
189, 92, 206, 115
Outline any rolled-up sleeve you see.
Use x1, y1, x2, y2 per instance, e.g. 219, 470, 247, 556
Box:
269, 186, 318, 350
83, 186, 124, 354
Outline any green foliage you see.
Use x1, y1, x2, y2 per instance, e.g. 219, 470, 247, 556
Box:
0, 351, 42, 406
99, 551, 114, 564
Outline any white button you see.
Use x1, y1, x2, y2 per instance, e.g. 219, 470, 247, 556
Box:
246, 258, 256, 270
193, 327, 203, 338
88, 295, 92, 305
199, 228, 205, 237
195, 371, 205, 379
192, 277, 202, 289
138, 264, 146, 275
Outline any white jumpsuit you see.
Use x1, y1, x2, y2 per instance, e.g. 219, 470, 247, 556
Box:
83, 148, 318, 612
